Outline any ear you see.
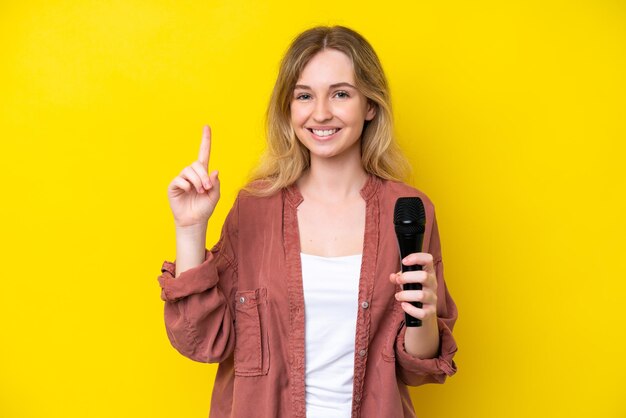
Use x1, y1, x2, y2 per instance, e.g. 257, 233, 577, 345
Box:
365, 100, 377, 121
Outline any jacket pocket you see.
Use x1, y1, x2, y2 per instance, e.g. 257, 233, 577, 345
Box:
234, 288, 270, 376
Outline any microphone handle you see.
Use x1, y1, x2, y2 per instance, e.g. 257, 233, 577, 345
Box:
401, 263, 423, 327
397, 232, 424, 327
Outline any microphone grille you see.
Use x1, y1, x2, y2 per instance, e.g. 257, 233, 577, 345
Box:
394, 197, 426, 230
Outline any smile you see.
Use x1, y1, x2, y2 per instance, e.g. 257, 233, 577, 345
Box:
308, 128, 341, 138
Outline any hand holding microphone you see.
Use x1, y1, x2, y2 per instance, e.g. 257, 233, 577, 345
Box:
391, 197, 439, 328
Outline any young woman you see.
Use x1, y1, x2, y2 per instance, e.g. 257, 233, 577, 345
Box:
159, 26, 458, 418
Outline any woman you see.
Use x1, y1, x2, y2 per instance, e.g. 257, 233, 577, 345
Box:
159, 26, 458, 418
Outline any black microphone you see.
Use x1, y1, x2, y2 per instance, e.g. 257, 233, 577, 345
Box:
394, 197, 426, 327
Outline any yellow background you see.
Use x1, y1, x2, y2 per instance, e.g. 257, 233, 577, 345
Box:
1, 1, 625, 417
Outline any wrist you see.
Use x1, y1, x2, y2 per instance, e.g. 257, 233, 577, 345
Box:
175, 222, 208, 237
404, 318, 440, 358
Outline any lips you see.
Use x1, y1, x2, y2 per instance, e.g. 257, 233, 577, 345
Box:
307, 127, 341, 140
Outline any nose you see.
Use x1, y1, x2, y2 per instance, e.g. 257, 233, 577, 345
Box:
312, 98, 332, 122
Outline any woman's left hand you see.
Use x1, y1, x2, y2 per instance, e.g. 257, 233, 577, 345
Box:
389, 252, 438, 325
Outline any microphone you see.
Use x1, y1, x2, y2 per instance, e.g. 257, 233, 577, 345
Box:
394, 197, 426, 327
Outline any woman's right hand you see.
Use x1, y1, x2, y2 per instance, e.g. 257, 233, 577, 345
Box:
167, 125, 221, 228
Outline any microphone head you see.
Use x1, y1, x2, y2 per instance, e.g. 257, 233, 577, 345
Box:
394, 197, 426, 234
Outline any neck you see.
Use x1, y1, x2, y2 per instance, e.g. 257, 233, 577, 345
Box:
298, 145, 368, 202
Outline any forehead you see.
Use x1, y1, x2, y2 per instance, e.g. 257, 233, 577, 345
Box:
296, 49, 355, 86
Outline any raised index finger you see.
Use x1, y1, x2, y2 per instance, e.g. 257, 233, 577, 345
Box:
198, 125, 211, 168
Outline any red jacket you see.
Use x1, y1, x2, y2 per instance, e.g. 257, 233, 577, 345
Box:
158, 175, 458, 417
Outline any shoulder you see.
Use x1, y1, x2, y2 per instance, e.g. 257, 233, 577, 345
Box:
222, 182, 287, 241
379, 179, 436, 212
229, 180, 286, 217
378, 179, 442, 254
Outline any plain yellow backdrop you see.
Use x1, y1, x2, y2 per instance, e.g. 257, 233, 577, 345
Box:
1, 1, 625, 417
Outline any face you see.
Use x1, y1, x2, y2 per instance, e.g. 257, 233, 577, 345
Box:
290, 49, 376, 161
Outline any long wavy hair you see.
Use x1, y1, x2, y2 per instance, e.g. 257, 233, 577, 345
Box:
245, 26, 410, 196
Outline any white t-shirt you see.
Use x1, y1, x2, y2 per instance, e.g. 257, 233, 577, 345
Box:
300, 252, 362, 418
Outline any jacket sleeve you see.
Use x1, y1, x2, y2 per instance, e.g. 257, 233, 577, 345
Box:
394, 212, 459, 386
157, 197, 239, 363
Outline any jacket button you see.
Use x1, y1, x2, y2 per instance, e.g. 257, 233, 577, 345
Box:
239, 296, 245, 304
358, 349, 366, 357
361, 301, 369, 309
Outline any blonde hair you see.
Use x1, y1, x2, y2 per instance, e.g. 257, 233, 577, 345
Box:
246, 26, 411, 196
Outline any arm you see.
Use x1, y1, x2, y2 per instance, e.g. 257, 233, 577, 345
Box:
157, 198, 239, 364
174, 223, 208, 279
392, 213, 458, 386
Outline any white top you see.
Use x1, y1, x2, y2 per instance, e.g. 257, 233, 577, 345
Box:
300, 252, 362, 418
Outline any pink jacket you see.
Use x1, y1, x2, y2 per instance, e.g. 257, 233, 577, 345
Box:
158, 175, 458, 418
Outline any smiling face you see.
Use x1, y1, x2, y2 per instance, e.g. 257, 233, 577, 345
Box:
290, 48, 376, 162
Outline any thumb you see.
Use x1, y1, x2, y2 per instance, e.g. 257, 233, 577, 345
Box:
209, 170, 220, 189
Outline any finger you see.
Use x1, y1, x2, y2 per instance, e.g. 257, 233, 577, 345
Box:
180, 166, 204, 193
395, 290, 423, 303
168, 177, 192, 196
395, 270, 428, 285
209, 170, 220, 189
207, 170, 221, 200
395, 290, 436, 304
401, 252, 435, 272
400, 302, 425, 320
191, 161, 211, 190
198, 125, 211, 169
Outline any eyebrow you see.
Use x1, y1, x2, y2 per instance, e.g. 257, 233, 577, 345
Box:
294, 82, 357, 90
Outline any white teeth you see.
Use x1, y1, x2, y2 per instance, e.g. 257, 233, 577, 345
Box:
311, 128, 339, 137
